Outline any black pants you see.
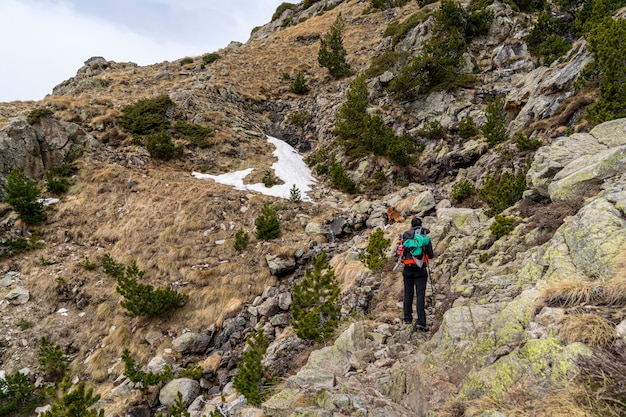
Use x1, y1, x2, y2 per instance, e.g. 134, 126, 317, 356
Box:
403, 267, 428, 326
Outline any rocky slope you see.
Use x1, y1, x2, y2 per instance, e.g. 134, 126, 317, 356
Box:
1, 0, 626, 416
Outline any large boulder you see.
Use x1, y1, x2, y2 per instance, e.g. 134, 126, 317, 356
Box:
0, 116, 97, 199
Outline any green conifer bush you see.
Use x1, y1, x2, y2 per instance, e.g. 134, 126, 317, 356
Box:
118, 95, 173, 135
232, 330, 272, 406
145, 132, 184, 160
458, 116, 479, 139
115, 261, 189, 318
0, 371, 44, 415
318, 14, 352, 78
482, 96, 508, 146
5, 167, 47, 224
42, 377, 104, 417
255, 202, 282, 240
478, 164, 528, 216
38, 337, 69, 383
234, 228, 250, 251
291, 251, 341, 342
289, 184, 302, 202
289, 71, 309, 94
121, 349, 173, 389
359, 228, 391, 272
490, 214, 516, 238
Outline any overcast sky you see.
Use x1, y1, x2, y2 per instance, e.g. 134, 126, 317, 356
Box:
0, 0, 287, 102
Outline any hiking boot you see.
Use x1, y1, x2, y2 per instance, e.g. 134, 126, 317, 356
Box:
414, 324, 429, 332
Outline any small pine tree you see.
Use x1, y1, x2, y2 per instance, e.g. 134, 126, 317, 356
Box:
115, 261, 189, 317
262, 170, 278, 188
289, 184, 302, 202
42, 377, 104, 417
359, 228, 391, 273
38, 337, 69, 383
291, 251, 341, 342
101, 253, 125, 278
232, 329, 271, 406
121, 349, 173, 390
318, 14, 352, 78
482, 97, 508, 146
234, 228, 249, 251
289, 71, 309, 94
255, 202, 281, 240
0, 371, 44, 415
166, 392, 191, 417
5, 167, 47, 224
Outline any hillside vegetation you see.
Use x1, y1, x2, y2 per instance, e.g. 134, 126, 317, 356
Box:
1, 0, 626, 416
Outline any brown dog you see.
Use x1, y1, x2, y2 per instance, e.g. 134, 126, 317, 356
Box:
387, 207, 405, 224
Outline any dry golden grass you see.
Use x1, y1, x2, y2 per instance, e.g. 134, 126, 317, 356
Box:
541, 279, 597, 307
459, 382, 591, 417
559, 313, 615, 347
605, 267, 626, 307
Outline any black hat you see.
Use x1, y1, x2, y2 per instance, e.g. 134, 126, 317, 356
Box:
411, 217, 422, 227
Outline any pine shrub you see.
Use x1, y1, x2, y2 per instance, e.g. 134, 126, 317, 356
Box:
478, 164, 528, 216
146, 132, 184, 160
359, 228, 391, 273
202, 53, 221, 64
102, 253, 125, 278
116, 261, 189, 318
0, 234, 42, 260
255, 202, 282, 240
234, 228, 249, 251
121, 349, 173, 389
418, 120, 447, 140
26, 108, 54, 125
173, 121, 214, 149
45, 172, 70, 195
482, 96, 508, 146
165, 392, 191, 417
291, 251, 341, 342
118, 95, 173, 135
289, 71, 309, 94
42, 377, 104, 417
514, 132, 542, 151
272, 3, 296, 21
490, 214, 516, 238
5, 167, 47, 224
458, 116, 479, 139
329, 157, 360, 194
289, 184, 302, 202
262, 170, 278, 187
318, 14, 352, 78
78, 256, 97, 271
232, 330, 271, 406
0, 371, 44, 415
452, 179, 476, 202
38, 337, 69, 383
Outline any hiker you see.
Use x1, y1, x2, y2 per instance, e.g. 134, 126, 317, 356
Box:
398, 217, 434, 331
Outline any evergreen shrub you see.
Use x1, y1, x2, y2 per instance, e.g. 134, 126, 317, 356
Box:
121, 349, 173, 389
26, 108, 54, 125
255, 202, 282, 240
289, 71, 309, 94
232, 330, 272, 406
318, 14, 352, 78
115, 261, 189, 318
359, 228, 391, 272
0, 371, 44, 415
482, 96, 508, 146
118, 95, 173, 135
458, 116, 479, 139
146, 132, 183, 160
41, 377, 104, 417
291, 251, 341, 342
490, 214, 516, 238
38, 337, 69, 383
5, 167, 47, 224
234, 228, 249, 251
478, 164, 528, 216
202, 53, 221, 64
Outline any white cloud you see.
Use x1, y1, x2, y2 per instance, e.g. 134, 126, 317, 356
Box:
0, 0, 285, 102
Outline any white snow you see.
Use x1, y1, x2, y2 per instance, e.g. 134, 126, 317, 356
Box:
192, 136, 316, 201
